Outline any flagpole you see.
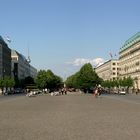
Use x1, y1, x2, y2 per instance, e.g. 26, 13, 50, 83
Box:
109, 52, 113, 60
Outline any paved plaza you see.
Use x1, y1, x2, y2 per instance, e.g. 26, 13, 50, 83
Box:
0, 93, 140, 140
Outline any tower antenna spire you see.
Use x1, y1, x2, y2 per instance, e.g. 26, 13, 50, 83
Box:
27, 42, 31, 63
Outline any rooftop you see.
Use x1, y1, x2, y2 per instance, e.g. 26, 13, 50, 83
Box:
120, 32, 140, 53
12, 50, 27, 62
95, 59, 118, 69
0, 36, 6, 45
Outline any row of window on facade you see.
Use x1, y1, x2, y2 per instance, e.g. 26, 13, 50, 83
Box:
0, 36, 37, 79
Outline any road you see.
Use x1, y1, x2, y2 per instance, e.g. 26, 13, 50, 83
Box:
0, 94, 25, 102
105, 93, 140, 105
0, 93, 140, 140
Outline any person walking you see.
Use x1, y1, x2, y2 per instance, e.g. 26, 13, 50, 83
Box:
136, 89, 138, 95
93, 88, 98, 98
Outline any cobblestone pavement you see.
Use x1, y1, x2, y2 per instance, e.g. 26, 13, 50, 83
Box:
0, 93, 140, 140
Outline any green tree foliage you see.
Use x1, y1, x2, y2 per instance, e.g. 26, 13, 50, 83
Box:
0, 76, 15, 94
46, 70, 63, 90
0, 78, 4, 93
65, 72, 79, 88
6, 77, 15, 89
77, 63, 98, 90
66, 63, 101, 92
46, 70, 56, 90
126, 77, 133, 88
102, 77, 133, 89
102, 77, 133, 93
121, 77, 133, 93
35, 69, 63, 90
53, 75, 63, 89
35, 70, 48, 89
101, 80, 112, 93
113, 79, 119, 88
3, 76, 15, 90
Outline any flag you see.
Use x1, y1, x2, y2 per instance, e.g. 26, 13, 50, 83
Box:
109, 52, 113, 58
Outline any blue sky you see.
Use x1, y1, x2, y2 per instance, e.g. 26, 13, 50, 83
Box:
0, 0, 140, 78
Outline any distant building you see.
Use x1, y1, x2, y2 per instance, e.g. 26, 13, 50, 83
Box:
30, 65, 37, 78
119, 32, 140, 89
95, 59, 119, 81
0, 36, 11, 78
11, 50, 37, 80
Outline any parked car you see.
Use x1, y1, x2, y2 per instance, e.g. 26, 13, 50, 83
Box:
119, 90, 126, 95
32, 89, 42, 95
4, 90, 14, 95
14, 88, 24, 94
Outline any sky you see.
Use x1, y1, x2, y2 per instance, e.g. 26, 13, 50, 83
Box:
0, 0, 140, 79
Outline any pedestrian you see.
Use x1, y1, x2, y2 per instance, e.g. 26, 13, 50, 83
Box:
94, 88, 98, 98
98, 88, 101, 96
64, 88, 67, 95
136, 89, 138, 95
61, 88, 64, 95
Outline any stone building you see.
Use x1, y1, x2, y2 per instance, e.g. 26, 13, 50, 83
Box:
119, 32, 140, 89
95, 59, 119, 81
0, 36, 11, 78
11, 50, 37, 80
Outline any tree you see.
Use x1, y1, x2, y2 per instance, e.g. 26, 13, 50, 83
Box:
53, 75, 63, 89
8, 78, 15, 89
65, 75, 74, 88
0, 78, 4, 94
0, 77, 15, 94
35, 69, 63, 91
126, 77, 133, 88
65, 72, 80, 89
45, 70, 55, 90
101, 80, 112, 93
46, 70, 63, 91
77, 63, 99, 91
66, 63, 101, 93
35, 70, 48, 89
3, 76, 15, 91
120, 77, 133, 93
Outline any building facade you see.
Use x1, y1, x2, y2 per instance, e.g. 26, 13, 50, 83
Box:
11, 50, 37, 80
0, 36, 11, 78
119, 32, 140, 89
95, 59, 119, 81
30, 65, 37, 78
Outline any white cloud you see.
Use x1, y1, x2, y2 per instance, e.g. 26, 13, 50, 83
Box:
68, 58, 104, 67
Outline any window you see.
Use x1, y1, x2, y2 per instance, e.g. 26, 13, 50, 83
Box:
112, 68, 116, 70
12, 57, 17, 61
112, 63, 116, 65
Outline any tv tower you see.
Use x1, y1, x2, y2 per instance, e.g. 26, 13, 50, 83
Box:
27, 43, 31, 63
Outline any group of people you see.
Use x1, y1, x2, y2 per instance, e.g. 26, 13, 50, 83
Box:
50, 88, 67, 96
